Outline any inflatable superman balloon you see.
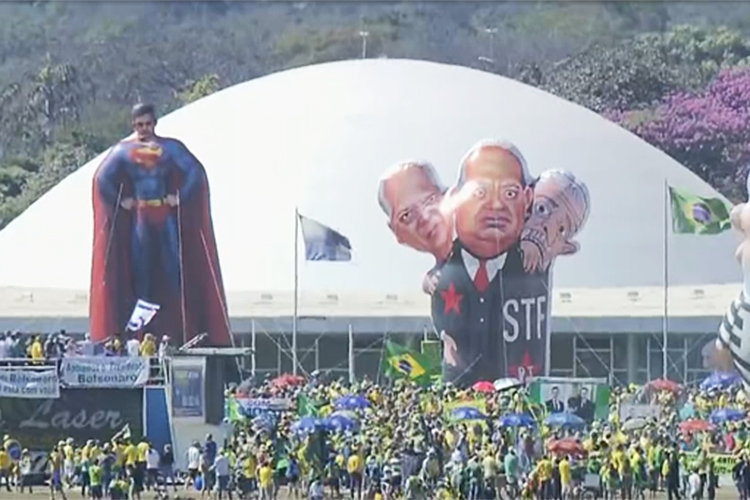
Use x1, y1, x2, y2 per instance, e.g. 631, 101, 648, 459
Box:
90, 103, 230, 346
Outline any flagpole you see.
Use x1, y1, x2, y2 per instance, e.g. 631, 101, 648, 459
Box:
661, 179, 669, 379
251, 319, 257, 379
348, 324, 355, 384
293, 207, 299, 376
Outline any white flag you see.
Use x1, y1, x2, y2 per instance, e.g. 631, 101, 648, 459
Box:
126, 299, 160, 331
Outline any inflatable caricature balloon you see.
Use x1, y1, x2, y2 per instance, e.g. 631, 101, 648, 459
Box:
377, 140, 591, 386
717, 200, 750, 381
520, 170, 590, 273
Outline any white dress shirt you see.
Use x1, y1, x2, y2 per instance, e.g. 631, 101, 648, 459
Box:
461, 250, 507, 285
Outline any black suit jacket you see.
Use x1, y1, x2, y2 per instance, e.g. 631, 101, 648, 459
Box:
567, 396, 581, 413
576, 399, 596, 422
545, 399, 565, 413
432, 240, 550, 386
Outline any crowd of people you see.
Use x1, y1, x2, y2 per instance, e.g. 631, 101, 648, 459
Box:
4, 372, 750, 500
0, 330, 172, 363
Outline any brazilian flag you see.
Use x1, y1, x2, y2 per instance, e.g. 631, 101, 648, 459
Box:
669, 186, 732, 234
382, 340, 437, 386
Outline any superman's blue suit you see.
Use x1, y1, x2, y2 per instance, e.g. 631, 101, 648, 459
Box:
95, 139, 200, 301
90, 137, 231, 346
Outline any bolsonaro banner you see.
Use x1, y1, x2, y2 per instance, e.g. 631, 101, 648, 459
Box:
60, 357, 150, 388
0, 369, 59, 399
377, 139, 590, 386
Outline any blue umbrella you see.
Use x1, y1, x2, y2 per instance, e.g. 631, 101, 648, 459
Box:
252, 411, 277, 431
700, 372, 741, 391
452, 406, 487, 421
498, 413, 535, 428
709, 408, 745, 425
325, 413, 360, 432
544, 412, 586, 428
291, 416, 326, 435
334, 395, 370, 410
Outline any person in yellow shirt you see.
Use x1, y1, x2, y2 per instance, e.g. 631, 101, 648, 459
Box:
240, 452, 257, 497
136, 439, 149, 464
612, 444, 626, 477
2, 436, 19, 488
113, 440, 126, 470
139, 334, 156, 357
0, 447, 10, 493
257, 460, 274, 500
62, 439, 76, 488
123, 438, 141, 498
81, 440, 94, 461
559, 456, 572, 498
29, 336, 44, 362
48, 446, 66, 500
123, 440, 138, 468
347, 452, 363, 499
536, 455, 552, 499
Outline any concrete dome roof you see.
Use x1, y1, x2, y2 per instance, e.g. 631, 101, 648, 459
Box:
0, 59, 740, 305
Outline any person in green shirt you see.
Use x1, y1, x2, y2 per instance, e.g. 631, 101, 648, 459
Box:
89, 459, 103, 500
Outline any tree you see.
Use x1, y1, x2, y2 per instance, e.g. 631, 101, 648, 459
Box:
175, 73, 221, 106
527, 25, 750, 114
611, 68, 750, 202
0, 138, 97, 229
27, 54, 88, 141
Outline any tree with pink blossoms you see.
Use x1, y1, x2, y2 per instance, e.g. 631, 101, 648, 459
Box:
611, 68, 750, 202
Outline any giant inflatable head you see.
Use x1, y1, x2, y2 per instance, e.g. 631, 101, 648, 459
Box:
520, 170, 590, 273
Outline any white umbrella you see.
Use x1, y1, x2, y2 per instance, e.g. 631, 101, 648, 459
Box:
621, 417, 649, 431
494, 377, 523, 392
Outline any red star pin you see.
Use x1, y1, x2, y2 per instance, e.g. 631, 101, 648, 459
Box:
441, 283, 463, 315
509, 350, 541, 383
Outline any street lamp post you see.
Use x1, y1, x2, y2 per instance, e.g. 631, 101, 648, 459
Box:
359, 31, 369, 59
485, 27, 497, 62
478, 27, 498, 69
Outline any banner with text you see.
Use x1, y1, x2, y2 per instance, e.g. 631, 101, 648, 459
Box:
60, 357, 149, 388
237, 397, 294, 418
0, 388, 143, 450
0, 369, 59, 399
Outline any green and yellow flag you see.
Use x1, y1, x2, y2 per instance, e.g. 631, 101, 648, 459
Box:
297, 393, 319, 418
669, 187, 732, 234
383, 340, 437, 385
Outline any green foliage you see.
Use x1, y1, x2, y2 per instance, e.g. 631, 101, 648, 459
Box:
175, 74, 221, 106
531, 25, 750, 113
1, 3, 750, 229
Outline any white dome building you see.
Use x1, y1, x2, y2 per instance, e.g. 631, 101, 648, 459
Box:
0, 59, 740, 382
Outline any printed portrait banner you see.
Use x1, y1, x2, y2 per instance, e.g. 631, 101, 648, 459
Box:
171, 357, 206, 418
619, 403, 662, 421
527, 376, 610, 422
377, 140, 590, 386
0, 369, 60, 399
60, 357, 149, 388
0, 388, 143, 450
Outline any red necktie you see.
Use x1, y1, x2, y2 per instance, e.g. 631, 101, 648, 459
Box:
474, 260, 490, 293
